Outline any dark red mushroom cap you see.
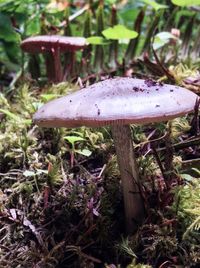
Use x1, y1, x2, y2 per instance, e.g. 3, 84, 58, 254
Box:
33, 77, 199, 128
21, 35, 87, 53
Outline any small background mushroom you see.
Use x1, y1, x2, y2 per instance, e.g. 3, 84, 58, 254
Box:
21, 35, 87, 83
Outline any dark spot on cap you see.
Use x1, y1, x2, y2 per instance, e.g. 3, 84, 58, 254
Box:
170, 89, 174, 92
132, 86, 140, 92
144, 78, 157, 87
69, 100, 72, 102
155, 104, 160, 108
95, 103, 100, 115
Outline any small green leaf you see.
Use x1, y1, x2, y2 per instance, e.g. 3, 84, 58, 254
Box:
75, 149, 92, 157
143, 0, 168, 11
40, 94, 60, 102
24, 119, 32, 126
180, 174, 194, 181
32, 102, 44, 111
63, 136, 85, 145
153, 31, 178, 50
105, 0, 117, 4
171, 0, 200, 6
86, 36, 110, 45
102, 25, 138, 40
26, 14, 41, 35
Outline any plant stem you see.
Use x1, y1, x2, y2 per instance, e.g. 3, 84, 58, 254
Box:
125, 9, 145, 65
111, 125, 145, 233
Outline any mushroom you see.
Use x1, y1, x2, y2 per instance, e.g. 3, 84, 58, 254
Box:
21, 35, 86, 83
33, 77, 199, 233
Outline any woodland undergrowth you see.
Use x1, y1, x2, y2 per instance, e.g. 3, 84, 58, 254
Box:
0, 81, 199, 268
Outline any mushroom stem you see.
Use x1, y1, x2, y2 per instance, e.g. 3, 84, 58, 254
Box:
63, 51, 76, 80
111, 124, 145, 233
45, 49, 63, 83
52, 48, 63, 83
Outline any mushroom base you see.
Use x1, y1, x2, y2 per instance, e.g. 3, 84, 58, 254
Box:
111, 124, 145, 233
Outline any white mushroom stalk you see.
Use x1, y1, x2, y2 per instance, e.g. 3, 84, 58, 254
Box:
111, 124, 144, 232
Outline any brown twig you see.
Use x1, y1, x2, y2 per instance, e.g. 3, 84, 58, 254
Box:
157, 135, 200, 152
152, 47, 175, 82
151, 145, 166, 179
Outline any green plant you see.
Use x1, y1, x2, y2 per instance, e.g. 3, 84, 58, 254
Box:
63, 133, 92, 166
172, 0, 200, 6
174, 176, 200, 239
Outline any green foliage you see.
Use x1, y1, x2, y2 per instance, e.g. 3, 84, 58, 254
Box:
0, 13, 20, 42
171, 0, 200, 6
153, 31, 179, 50
87, 24, 138, 47
63, 134, 92, 157
26, 13, 41, 35
119, 8, 140, 27
174, 177, 200, 239
105, 0, 118, 4
0, 81, 118, 267
102, 25, 138, 40
87, 36, 110, 45
118, 237, 137, 259
143, 0, 168, 11
127, 259, 152, 268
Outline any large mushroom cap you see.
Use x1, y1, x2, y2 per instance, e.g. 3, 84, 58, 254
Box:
21, 35, 87, 53
33, 77, 199, 128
